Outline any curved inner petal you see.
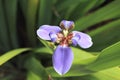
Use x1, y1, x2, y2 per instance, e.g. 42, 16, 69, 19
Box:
72, 31, 93, 48
37, 25, 61, 40
49, 32, 57, 42
52, 45, 74, 75
60, 20, 74, 30
72, 33, 81, 46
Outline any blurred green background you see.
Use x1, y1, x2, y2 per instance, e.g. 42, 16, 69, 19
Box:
0, 0, 120, 80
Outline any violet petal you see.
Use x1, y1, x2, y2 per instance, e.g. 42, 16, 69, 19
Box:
72, 31, 93, 48
37, 25, 61, 40
60, 20, 74, 30
49, 32, 57, 42
72, 34, 81, 46
52, 45, 74, 75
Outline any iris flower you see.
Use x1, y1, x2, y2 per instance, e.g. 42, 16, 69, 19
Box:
37, 20, 93, 75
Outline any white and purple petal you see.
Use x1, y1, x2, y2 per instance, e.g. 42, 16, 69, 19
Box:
52, 45, 74, 75
37, 25, 61, 40
72, 31, 93, 49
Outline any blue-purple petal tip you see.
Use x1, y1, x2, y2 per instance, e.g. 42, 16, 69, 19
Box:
52, 45, 74, 75
60, 20, 74, 30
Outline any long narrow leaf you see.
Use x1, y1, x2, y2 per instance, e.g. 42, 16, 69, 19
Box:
68, 0, 98, 20
75, 0, 120, 30
0, 0, 11, 51
27, 71, 41, 80
18, 0, 28, 16
26, 0, 39, 47
56, 0, 82, 11
88, 19, 120, 51
38, 0, 52, 25
4, 0, 19, 48
25, 57, 48, 80
69, 67, 120, 80
0, 48, 30, 66
86, 41, 120, 71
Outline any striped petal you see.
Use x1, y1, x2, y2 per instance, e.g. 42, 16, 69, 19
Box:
37, 25, 61, 40
52, 45, 74, 75
72, 31, 93, 48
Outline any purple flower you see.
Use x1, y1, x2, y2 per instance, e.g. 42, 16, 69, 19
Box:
37, 20, 93, 75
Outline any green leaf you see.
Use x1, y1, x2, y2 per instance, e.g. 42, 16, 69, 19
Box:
86, 41, 120, 71
75, 0, 120, 30
94, 0, 105, 8
38, 0, 52, 25
18, 0, 28, 16
34, 47, 53, 54
0, 75, 14, 80
88, 19, 120, 51
27, 71, 42, 80
72, 47, 97, 65
0, 0, 10, 51
0, 48, 30, 66
91, 67, 120, 80
39, 39, 54, 51
69, 67, 120, 80
25, 57, 48, 80
46, 47, 97, 77
26, 0, 39, 47
56, 0, 96, 12
68, 0, 98, 20
4, 0, 19, 48
56, 0, 81, 11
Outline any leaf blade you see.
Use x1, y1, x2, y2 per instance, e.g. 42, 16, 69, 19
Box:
75, 0, 120, 30
25, 57, 48, 80
86, 41, 120, 71
0, 48, 30, 66
4, 0, 19, 48
88, 19, 120, 51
